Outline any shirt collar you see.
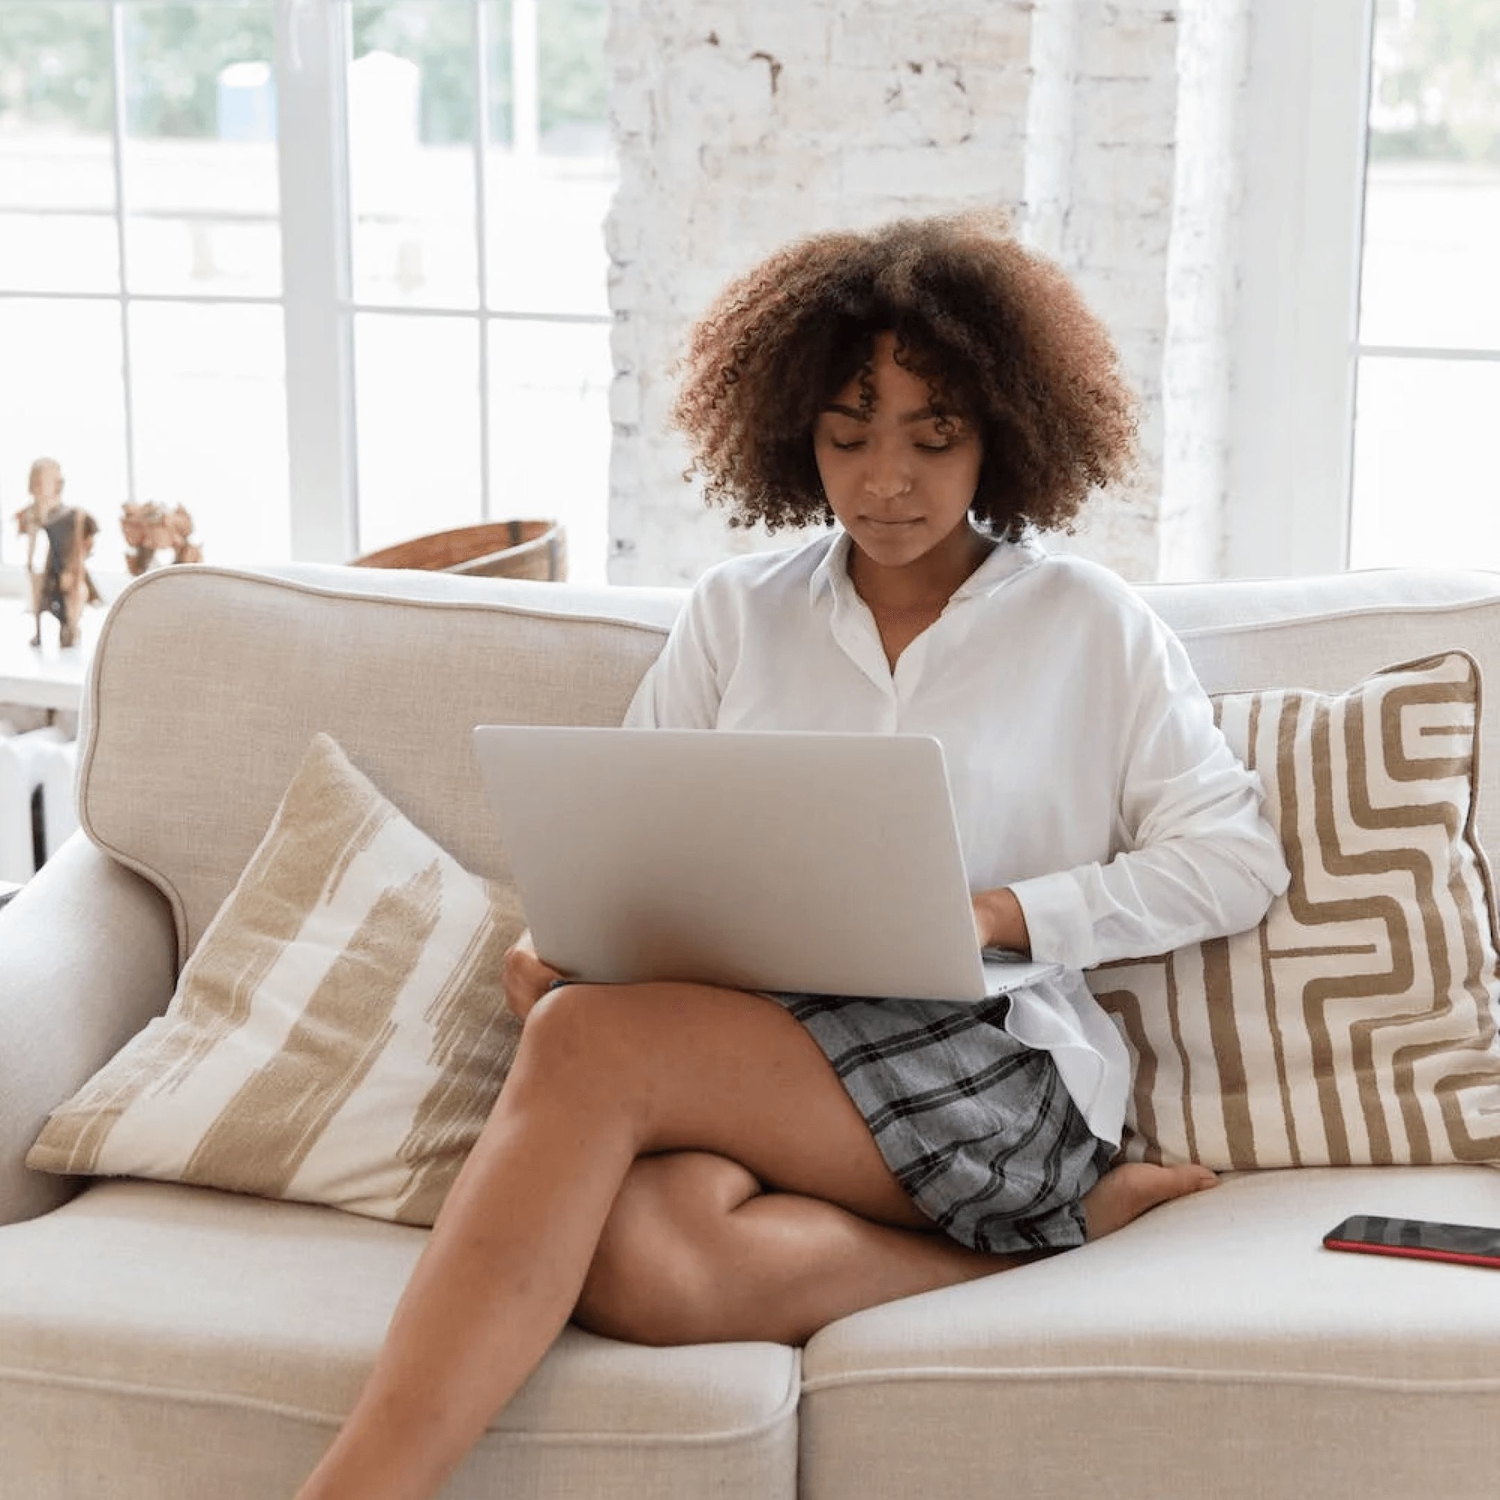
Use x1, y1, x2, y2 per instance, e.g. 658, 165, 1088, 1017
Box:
808, 526, 1046, 607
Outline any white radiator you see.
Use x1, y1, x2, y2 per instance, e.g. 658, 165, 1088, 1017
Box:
0, 725, 78, 884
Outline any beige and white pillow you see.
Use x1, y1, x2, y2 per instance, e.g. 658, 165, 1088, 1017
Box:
1089, 650, 1500, 1170
28, 732, 525, 1225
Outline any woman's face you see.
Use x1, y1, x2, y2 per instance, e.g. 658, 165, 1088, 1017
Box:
812, 333, 983, 571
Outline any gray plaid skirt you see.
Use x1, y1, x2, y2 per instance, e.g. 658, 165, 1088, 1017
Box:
766, 989, 1116, 1255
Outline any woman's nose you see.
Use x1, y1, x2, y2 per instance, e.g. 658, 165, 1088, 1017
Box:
862, 449, 912, 497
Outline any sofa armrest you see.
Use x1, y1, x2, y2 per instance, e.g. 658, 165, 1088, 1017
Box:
0, 832, 176, 1226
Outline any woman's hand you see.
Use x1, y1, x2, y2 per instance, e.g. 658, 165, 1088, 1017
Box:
502, 929, 570, 1024
972, 888, 1032, 955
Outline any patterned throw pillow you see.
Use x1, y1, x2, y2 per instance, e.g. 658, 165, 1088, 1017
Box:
28, 733, 525, 1225
1089, 651, 1500, 1170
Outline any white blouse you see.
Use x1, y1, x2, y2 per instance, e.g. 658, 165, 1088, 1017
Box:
623, 528, 1290, 1145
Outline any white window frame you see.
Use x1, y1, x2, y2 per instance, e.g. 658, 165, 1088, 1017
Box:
278, 0, 358, 562
1, 0, 609, 592
1224, 0, 1375, 578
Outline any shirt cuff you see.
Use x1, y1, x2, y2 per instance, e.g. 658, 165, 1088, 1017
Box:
1008, 870, 1098, 972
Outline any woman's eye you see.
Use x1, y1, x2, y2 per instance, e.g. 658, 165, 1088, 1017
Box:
915, 439, 955, 453
829, 437, 865, 451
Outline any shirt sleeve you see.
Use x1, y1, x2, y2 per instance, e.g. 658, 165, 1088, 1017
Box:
621, 571, 726, 730
1008, 610, 1291, 972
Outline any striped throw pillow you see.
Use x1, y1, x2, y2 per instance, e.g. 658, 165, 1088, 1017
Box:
1088, 651, 1500, 1170
28, 733, 525, 1225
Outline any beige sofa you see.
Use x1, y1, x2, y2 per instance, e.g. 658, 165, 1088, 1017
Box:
3, 558, 1500, 1500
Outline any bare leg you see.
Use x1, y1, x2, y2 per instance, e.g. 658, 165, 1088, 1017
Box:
294, 982, 1212, 1500
293, 981, 946, 1500
574, 1149, 1215, 1347
574, 1151, 1010, 1346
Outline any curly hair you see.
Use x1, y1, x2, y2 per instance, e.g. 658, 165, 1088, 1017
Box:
673, 213, 1138, 538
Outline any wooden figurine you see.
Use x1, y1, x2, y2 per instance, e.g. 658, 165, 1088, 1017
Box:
120, 501, 204, 576
13, 457, 63, 627
13, 458, 101, 649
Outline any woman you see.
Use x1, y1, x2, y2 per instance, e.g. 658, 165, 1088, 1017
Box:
294, 214, 1289, 1500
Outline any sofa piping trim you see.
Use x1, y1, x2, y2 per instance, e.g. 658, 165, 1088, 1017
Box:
1173, 591, 1500, 648
0, 1353, 801, 1445
76, 564, 677, 966
798, 1363, 1500, 1396
141, 562, 680, 632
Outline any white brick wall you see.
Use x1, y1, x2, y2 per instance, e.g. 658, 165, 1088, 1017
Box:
606, 0, 1247, 586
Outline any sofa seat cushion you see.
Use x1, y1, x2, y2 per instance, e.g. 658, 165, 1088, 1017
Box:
799, 1165, 1500, 1500
0, 1180, 798, 1500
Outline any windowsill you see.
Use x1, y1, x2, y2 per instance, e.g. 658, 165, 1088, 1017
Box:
1, 563, 135, 607
0, 596, 99, 713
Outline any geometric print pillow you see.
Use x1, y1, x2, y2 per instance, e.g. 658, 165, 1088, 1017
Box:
1088, 651, 1500, 1170
27, 733, 525, 1225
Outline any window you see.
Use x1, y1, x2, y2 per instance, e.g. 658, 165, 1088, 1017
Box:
1348, 0, 1500, 568
1227, 0, 1498, 578
0, 0, 613, 586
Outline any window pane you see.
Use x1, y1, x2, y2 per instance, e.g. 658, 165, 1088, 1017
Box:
354, 313, 482, 554
129, 301, 290, 563
0, 211, 120, 293
349, 2, 479, 310
121, 2, 282, 297
0, 2, 119, 292
484, 0, 613, 315
0, 2, 117, 212
0, 300, 127, 571
1360, 0, 1500, 350
487, 318, 610, 584
1348, 356, 1500, 569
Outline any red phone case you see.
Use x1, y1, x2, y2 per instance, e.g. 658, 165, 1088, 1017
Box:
1322, 1235, 1500, 1270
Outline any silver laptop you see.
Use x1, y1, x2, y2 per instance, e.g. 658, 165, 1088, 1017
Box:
472, 726, 1062, 1003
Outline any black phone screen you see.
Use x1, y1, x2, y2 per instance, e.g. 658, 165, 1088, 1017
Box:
1325, 1214, 1500, 1264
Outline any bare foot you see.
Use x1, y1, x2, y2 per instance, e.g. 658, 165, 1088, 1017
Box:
1081, 1161, 1217, 1240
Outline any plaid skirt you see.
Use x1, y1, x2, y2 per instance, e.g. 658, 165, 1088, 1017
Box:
766, 989, 1116, 1255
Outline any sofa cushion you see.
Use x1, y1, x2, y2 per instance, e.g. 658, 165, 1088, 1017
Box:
77, 565, 679, 962
0, 1181, 799, 1500
798, 1163, 1500, 1500
28, 734, 525, 1226
1089, 651, 1500, 1170
1149, 587, 1500, 863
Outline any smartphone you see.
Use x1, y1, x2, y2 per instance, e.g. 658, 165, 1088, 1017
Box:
1323, 1214, 1500, 1269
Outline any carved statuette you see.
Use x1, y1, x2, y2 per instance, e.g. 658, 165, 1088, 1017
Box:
120, 501, 204, 576
12, 458, 101, 649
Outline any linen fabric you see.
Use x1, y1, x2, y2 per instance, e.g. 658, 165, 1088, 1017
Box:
1088, 651, 1500, 1169
27, 733, 525, 1225
0, 1180, 800, 1500
766, 991, 1113, 1252
624, 527, 1290, 1143
0, 835, 176, 1227
798, 1163, 1500, 1500
76, 563, 678, 962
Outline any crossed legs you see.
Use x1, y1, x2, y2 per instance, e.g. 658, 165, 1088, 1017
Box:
293, 982, 1211, 1500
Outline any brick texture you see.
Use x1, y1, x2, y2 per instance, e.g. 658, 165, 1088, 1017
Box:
606, 0, 1245, 585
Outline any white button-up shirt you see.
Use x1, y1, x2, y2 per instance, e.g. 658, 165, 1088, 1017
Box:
624, 528, 1290, 1144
